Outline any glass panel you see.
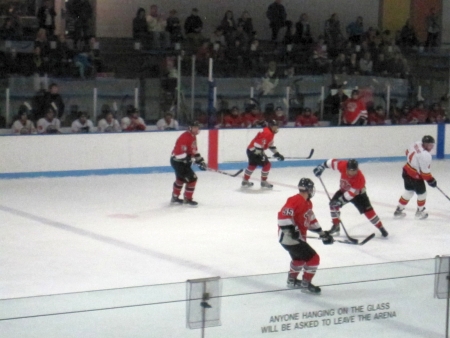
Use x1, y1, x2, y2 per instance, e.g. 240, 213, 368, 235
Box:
0, 259, 447, 338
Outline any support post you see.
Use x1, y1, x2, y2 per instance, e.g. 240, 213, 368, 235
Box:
5, 88, 10, 125
177, 55, 181, 120
191, 55, 196, 121
320, 86, 325, 120
93, 87, 98, 122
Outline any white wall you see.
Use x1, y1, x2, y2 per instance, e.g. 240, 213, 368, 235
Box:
95, 0, 380, 40
0, 125, 443, 176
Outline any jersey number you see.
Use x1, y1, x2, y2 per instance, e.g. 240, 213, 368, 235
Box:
282, 208, 294, 216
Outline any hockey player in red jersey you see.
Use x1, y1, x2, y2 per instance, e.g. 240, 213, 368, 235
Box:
313, 159, 388, 237
241, 119, 284, 188
170, 121, 207, 206
341, 89, 368, 125
394, 135, 436, 219
278, 178, 334, 294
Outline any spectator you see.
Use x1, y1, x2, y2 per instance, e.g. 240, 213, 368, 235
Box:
97, 110, 121, 132
44, 83, 65, 119
87, 36, 103, 73
425, 7, 440, 49
29, 46, 49, 76
428, 103, 448, 123
68, 0, 92, 49
12, 106, 37, 135
223, 106, 244, 128
133, 8, 149, 41
166, 9, 183, 46
409, 101, 428, 124
294, 13, 313, 47
243, 103, 264, 128
50, 34, 73, 77
259, 60, 280, 95
121, 106, 146, 131
324, 85, 348, 126
346, 52, 360, 75
34, 28, 50, 60
146, 4, 170, 49
184, 8, 203, 49
196, 40, 212, 76
399, 19, 418, 49
324, 13, 343, 52
73, 48, 92, 79
220, 10, 237, 46
37, 0, 56, 37
156, 112, 179, 130
367, 105, 386, 125
332, 52, 347, 74
37, 107, 61, 134
266, 0, 286, 42
237, 11, 254, 37
346, 16, 364, 44
0, 18, 18, 40
359, 52, 373, 75
230, 23, 250, 51
272, 106, 288, 126
373, 53, 388, 76
341, 89, 367, 125
386, 53, 406, 78
312, 36, 331, 74
71, 111, 94, 133
295, 107, 318, 127
282, 20, 294, 46
396, 104, 412, 124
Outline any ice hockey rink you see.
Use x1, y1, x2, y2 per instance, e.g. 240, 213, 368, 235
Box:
1, 160, 449, 297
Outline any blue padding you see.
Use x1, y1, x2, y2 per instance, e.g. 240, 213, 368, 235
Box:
436, 123, 445, 159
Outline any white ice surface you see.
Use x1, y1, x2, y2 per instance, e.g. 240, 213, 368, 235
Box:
1, 161, 450, 299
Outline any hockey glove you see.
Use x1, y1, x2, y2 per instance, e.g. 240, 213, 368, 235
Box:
194, 155, 207, 171
427, 178, 437, 188
273, 152, 285, 161
320, 231, 334, 245
313, 164, 326, 177
330, 196, 347, 208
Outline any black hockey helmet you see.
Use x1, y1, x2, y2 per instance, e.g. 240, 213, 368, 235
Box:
188, 120, 200, 128
267, 119, 278, 127
347, 159, 359, 171
298, 178, 315, 198
351, 89, 359, 97
422, 135, 435, 144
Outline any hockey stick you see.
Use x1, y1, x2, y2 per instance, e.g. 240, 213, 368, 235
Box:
317, 176, 359, 244
436, 186, 450, 201
272, 149, 315, 160
207, 168, 243, 177
307, 233, 375, 246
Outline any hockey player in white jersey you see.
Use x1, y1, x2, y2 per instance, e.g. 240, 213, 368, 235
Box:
12, 109, 36, 135
394, 135, 436, 219
97, 111, 121, 132
71, 111, 94, 133
37, 107, 61, 134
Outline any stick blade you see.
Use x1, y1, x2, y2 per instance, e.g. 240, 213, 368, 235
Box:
359, 233, 376, 245
231, 169, 244, 177
306, 149, 315, 159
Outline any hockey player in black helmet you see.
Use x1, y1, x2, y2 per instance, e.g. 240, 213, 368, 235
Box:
394, 135, 436, 219
241, 118, 284, 189
277, 177, 334, 294
313, 158, 388, 237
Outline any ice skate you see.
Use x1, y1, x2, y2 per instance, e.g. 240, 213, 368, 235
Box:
287, 278, 303, 289
260, 181, 273, 189
415, 208, 428, 220
394, 207, 406, 218
241, 179, 254, 187
300, 280, 321, 294
328, 224, 340, 236
184, 198, 198, 207
379, 226, 389, 237
170, 195, 183, 204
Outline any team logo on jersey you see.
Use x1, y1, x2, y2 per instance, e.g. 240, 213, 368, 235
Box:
340, 179, 352, 191
282, 208, 294, 216
304, 209, 314, 227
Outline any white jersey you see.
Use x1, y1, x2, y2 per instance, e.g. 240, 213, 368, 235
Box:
12, 120, 36, 134
156, 118, 179, 130
37, 118, 61, 134
404, 141, 433, 180
72, 119, 94, 133
97, 118, 121, 132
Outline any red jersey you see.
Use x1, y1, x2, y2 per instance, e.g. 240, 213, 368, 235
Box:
367, 112, 385, 125
243, 111, 263, 127
247, 126, 275, 151
327, 159, 366, 200
223, 114, 244, 128
295, 115, 319, 127
429, 110, 446, 123
408, 108, 428, 124
171, 131, 198, 160
342, 98, 367, 125
277, 194, 320, 242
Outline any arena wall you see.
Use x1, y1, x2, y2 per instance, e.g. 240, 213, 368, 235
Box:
0, 124, 446, 178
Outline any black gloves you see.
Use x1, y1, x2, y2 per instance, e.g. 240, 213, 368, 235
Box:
313, 164, 326, 177
273, 152, 284, 161
330, 196, 347, 208
194, 155, 207, 171
427, 178, 437, 188
320, 231, 334, 245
